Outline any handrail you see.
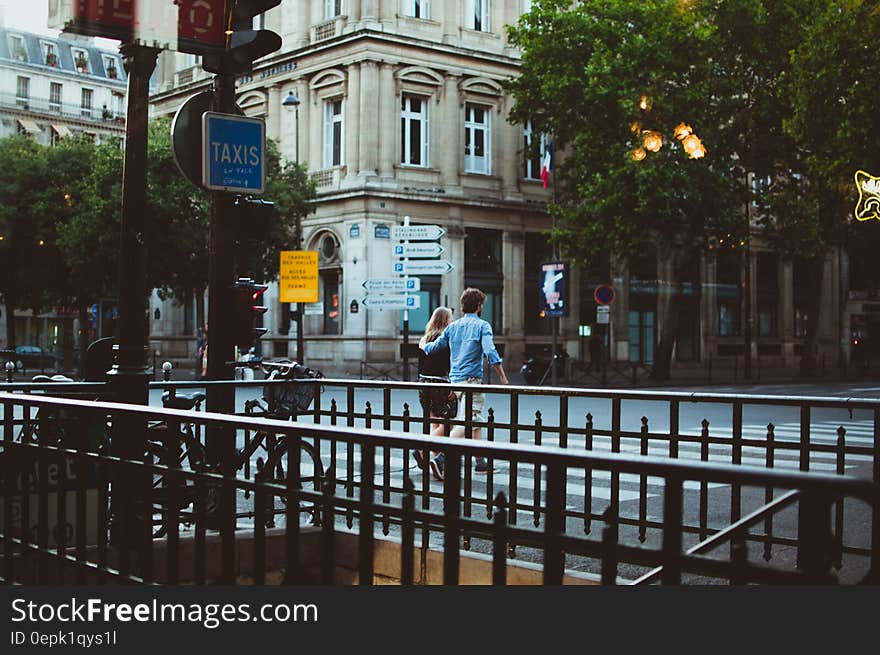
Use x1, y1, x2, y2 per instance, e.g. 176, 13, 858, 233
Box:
1, 391, 876, 499
631, 490, 801, 585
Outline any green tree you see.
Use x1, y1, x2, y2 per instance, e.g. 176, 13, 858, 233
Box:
0, 136, 79, 350
784, 0, 880, 371
2, 116, 315, 367
507, 0, 742, 379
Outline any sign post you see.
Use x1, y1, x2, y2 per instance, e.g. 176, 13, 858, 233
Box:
594, 285, 615, 386
541, 261, 567, 386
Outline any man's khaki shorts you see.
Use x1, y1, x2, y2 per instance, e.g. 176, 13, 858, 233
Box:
454, 377, 485, 423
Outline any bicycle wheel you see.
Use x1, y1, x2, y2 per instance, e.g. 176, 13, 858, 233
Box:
254, 438, 324, 527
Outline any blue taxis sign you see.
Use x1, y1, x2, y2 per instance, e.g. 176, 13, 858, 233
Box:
202, 112, 265, 194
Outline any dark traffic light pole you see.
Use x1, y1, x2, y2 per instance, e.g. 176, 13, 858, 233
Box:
205, 70, 238, 577
108, 43, 159, 549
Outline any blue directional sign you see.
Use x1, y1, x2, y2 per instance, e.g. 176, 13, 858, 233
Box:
202, 111, 266, 194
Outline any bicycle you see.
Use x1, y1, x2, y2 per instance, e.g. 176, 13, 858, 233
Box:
144, 360, 325, 532
145, 388, 209, 537
238, 360, 326, 527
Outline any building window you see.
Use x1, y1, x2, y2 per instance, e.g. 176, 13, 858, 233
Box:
16, 76, 29, 107
793, 258, 811, 339
403, 0, 429, 19
466, 0, 490, 31
49, 83, 62, 112
112, 92, 124, 120
321, 270, 342, 335
72, 48, 90, 74
81, 88, 93, 118
756, 252, 778, 337
523, 121, 546, 179
400, 94, 429, 167
465, 228, 503, 334
716, 249, 741, 337
51, 126, 62, 147
325, 0, 342, 19
102, 55, 119, 79
9, 35, 28, 62
323, 98, 344, 168
42, 42, 58, 67
464, 103, 491, 175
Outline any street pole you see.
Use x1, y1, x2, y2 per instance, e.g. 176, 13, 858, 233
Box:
402, 216, 411, 382
205, 70, 238, 564
743, 240, 753, 380
108, 42, 159, 549
294, 102, 305, 363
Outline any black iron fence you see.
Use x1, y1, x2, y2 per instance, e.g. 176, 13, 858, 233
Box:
1, 383, 879, 585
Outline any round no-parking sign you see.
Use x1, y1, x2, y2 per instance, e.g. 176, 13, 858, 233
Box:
594, 285, 615, 305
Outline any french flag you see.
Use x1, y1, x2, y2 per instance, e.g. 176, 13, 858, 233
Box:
540, 141, 554, 189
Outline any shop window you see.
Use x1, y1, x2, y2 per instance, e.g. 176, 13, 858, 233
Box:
716, 249, 741, 337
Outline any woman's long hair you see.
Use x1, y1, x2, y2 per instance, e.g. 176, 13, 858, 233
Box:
419, 307, 452, 348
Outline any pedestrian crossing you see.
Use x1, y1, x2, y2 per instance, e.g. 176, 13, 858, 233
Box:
228, 418, 876, 528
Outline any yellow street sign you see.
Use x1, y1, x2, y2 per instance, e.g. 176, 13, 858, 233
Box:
280, 251, 319, 303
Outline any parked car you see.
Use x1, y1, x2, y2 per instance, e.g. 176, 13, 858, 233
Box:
15, 346, 59, 371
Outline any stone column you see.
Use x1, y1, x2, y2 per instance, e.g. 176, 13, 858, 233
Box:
440, 73, 460, 189
358, 60, 379, 176
439, 0, 458, 42
500, 97, 521, 198
308, 83, 323, 167
378, 62, 396, 178
267, 83, 282, 142
296, 0, 312, 48
345, 63, 361, 181
700, 251, 712, 359
503, 230, 525, 338
362, 0, 377, 22
445, 222, 466, 312
781, 258, 794, 362
295, 80, 311, 169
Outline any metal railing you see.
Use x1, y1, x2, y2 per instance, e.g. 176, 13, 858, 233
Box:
0, 92, 125, 126
1, 386, 878, 585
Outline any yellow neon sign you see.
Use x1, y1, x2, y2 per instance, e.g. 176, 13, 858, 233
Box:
854, 170, 880, 221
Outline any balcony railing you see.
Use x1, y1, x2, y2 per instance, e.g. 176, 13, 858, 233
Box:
0, 92, 125, 126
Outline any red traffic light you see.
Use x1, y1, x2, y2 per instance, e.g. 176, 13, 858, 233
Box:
232, 278, 269, 348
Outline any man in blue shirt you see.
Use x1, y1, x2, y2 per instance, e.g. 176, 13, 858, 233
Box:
422, 288, 508, 478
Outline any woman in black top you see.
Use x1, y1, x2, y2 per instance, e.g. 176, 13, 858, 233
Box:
414, 307, 453, 475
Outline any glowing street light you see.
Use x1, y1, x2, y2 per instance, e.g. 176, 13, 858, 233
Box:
642, 131, 663, 152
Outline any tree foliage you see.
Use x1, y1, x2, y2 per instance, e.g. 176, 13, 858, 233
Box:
507, 0, 880, 377
1, 117, 316, 350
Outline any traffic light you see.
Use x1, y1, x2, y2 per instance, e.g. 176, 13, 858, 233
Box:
233, 196, 274, 244
231, 277, 269, 349
202, 0, 282, 74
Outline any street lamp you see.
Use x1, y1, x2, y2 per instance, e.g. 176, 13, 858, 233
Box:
283, 90, 305, 362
